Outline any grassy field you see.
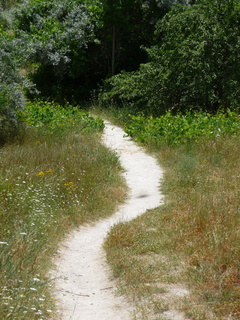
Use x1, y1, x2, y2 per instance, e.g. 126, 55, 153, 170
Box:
1, 102, 239, 320
102, 109, 240, 320
0, 101, 126, 320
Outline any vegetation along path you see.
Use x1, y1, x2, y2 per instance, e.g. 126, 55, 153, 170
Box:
51, 120, 164, 319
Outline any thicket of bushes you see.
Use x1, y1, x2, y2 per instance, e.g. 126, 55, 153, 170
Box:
124, 111, 240, 146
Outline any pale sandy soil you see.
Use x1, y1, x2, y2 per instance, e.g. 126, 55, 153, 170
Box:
50, 121, 189, 320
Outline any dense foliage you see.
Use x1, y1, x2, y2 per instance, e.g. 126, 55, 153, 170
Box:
13, 0, 174, 102
13, 0, 101, 101
0, 25, 30, 144
19, 99, 104, 133
124, 111, 240, 146
102, 0, 240, 114
98, 0, 173, 75
0, 0, 21, 10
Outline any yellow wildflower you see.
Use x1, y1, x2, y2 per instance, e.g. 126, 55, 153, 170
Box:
37, 171, 44, 176
64, 181, 76, 193
64, 181, 74, 187
45, 169, 53, 175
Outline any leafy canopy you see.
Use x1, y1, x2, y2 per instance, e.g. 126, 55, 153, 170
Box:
14, 0, 102, 101
102, 0, 240, 114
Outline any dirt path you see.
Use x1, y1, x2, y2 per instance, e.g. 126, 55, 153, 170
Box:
51, 121, 164, 320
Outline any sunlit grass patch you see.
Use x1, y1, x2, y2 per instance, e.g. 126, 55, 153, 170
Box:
0, 103, 126, 319
104, 207, 189, 319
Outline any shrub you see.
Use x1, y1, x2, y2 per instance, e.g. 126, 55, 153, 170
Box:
19, 99, 105, 134
0, 26, 30, 144
124, 111, 240, 146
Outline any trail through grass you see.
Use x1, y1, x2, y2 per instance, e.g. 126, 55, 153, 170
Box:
0, 101, 126, 320
103, 109, 240, 320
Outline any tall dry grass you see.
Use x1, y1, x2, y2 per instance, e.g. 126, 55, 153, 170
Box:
0, 123, 126, 319
105, 135, 240, 320
158, 136, 240, 319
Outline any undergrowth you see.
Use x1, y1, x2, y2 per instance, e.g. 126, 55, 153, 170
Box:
124, 110, 240, 147
19, 99, 105, 134
104, 109, 240, 320
0, 100, 126, 320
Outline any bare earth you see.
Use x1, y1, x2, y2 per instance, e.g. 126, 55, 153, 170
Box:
51, 121, 164, 319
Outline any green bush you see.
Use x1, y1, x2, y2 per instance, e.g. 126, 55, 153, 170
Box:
19, 100, 104, 134
0, 25, 30, 144
124, 111, 240, 146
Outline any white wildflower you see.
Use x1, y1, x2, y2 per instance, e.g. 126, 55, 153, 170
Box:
33, 278, 40, 282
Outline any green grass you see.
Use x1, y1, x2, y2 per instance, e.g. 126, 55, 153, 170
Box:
0, 101, 126, 320
103, 109, 240, 320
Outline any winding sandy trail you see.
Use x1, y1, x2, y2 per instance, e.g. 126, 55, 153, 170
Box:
51, 121, 164, 320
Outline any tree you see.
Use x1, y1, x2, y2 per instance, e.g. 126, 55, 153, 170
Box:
0, 26, 30, 144
102, 0, 240, 114
99, 0, 176, 76
14, 0, 101, 102
0, 0, 22, 10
